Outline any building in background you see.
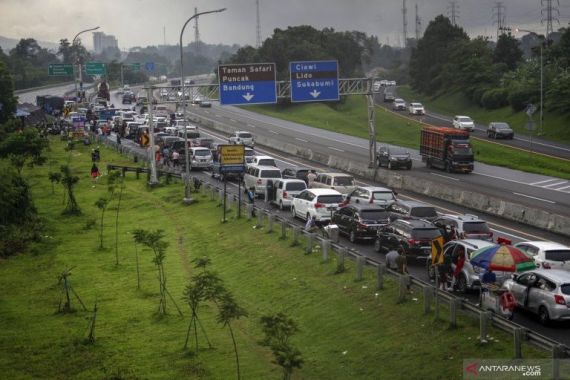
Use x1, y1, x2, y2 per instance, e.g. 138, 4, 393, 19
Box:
93, 32, 118, 54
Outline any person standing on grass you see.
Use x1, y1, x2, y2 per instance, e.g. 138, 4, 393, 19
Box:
90, 163, 100, 187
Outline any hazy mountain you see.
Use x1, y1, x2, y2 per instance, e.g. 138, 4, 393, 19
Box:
0, 35, 60, 53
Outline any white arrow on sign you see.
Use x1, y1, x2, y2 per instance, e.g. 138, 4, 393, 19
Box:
242, 93, 254, 102
310, 90, 321, 98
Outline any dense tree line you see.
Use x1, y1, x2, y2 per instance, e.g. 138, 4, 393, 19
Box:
409, 15, 570, 115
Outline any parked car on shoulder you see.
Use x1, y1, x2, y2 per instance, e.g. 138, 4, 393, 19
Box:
343, 186, 396, 208
386, 200, 439, 222
290, 188, 344, 223
392, 98, 406, 111
487, 122, 514, 139
311, 172, 356, 194
271, 179, 307, 210
514, 241, 570, 271
452, 115, 475, 132
229, 131, 255, 147
374, 219, 441, 259
332, 204, 390, 243
503, 269, 570, 324
408, 102, 425, 115
376, 145, 412, 170
433, 214, 493, 242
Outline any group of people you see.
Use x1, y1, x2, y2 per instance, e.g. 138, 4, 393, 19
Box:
158, 145, 181, 168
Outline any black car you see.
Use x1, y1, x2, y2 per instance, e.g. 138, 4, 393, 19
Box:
487, 122, 514, 139
374, 219, 442, 258
191, 138, 215, 149
386, 200, 438, 222
376, 146, 412, 170
282, 167, 311, 184
122, 93, 135, 104
332, 205, 390, 243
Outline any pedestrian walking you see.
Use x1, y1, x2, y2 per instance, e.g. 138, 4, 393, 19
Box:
90, 163, 100, 187
162, 146, 170, 166
395, 247, 411, 291
385, 248, 399, 270
247, 187, 256, 217
172, 150, 180, 168
307, 170, 317, 188
450, 246, 466, 290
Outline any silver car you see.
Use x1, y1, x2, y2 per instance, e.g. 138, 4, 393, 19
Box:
504, 269, 570, 324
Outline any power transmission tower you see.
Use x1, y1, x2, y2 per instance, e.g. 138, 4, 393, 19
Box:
256, 0, 262, 48
493, 2, 506, 41
402, 0, 408, 47
541, 0, 560, 40
447, 1, 460, 26
415, 3, 422, 41
194, 7, 200, 52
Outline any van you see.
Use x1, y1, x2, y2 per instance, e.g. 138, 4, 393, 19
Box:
311, 172, 356, 194
271, 179, 307, 210
243, 165, 282, 195
177, 129, 200, 139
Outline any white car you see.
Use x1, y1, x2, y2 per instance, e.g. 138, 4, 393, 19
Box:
271, 179, 307, 210
229, 131, 255, 147
392, 98, 406, 111
343, 186, 396, 208
189, 147, 213, 170
514, 241, 570, 271
408, 102, 425, 115
243, 165, 282, 195
452, 116, 475, 132
250, 155, 277, 167
290, 188, 344, 222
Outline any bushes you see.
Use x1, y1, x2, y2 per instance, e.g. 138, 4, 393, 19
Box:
508, 87, 539, 112
481, 88, 509, 109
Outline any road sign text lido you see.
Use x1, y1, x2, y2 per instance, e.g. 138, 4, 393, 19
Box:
290, 60, 339, 102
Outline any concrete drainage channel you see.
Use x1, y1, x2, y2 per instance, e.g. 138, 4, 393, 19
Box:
99, 136, 570, 363
186, 112, 570, 238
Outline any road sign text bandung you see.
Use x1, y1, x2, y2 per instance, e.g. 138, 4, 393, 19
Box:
290, 60, 339, 103
218, 63, 277, 105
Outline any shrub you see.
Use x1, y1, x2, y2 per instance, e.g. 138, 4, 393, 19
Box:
508, 87, 538, 112
481, 88, 509, 109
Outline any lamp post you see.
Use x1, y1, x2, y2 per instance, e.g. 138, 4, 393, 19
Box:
180, 8, 226, 204
515, 28, 544, 136
72, 26, 100, 102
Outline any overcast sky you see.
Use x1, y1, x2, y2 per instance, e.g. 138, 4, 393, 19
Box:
0, 0, 568, 49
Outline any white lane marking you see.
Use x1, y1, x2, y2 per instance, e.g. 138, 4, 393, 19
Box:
557, 185, 570, 191
329, 147, 345, 152
247, 124, 256, 128
296, 138, 308, 143
430, 173, 460, 181
203, 110, 210, 114
215, 114, 222, 118
530, 178, 559, 185
513, 192, 556, 204
270, 130, 279, 135
230, 118, 237, 123
542, 181, 568, 188
473, 171, 568, 196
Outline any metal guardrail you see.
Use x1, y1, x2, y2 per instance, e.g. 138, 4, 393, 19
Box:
100, 136, 570, 359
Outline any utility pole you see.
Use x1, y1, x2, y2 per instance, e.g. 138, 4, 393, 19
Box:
256, 0, 262, 48
402, 0, 408, 48
541, 0, 560, 41
447, 1, 459, 26
194, 7, 200, 52
415, 3, 421, 41
493, 2, 506, 41
163, 26, 166, 46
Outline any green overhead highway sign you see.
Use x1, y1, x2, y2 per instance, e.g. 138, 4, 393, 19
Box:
125, 63, 141, 71
85, 62, 106, 75
48, 64, 74, 76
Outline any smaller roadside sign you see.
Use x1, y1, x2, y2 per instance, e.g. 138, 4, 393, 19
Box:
125, 63, 141, 71
219, 144, 245, 165
431, 236, 445, 265
145, 62, 155, 72
85, 62, 106, 75
48, 64, 74, 76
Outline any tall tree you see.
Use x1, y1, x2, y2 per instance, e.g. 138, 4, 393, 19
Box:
494, 33, 523, 71
0, 59, 16, 123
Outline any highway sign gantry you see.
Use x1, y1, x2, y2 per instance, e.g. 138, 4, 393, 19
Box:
48, 64, 74, 76
290, 60, 339, 102
85, 62, 106, 75
218, 63, 277, 105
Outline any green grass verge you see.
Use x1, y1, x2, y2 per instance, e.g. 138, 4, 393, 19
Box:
396, 86, 570, 145
247, 97, 570, 179
0, 138, 547, 379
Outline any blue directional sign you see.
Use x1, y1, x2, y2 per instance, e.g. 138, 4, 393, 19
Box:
290, 60, 339, 103
145, 62, 155, 71
218, 63, 277, 106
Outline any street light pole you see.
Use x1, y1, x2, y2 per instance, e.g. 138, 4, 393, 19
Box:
72, 26, 100, 102
179, 7, 226, 204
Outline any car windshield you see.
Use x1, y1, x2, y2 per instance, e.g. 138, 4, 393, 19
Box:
334, 177, 354, 186
286, 182, 306, 191
390, 148, 408, 155
244, 150, 254, 156
545, 250, 570, 262
411, 103, 422, 107
261, 170, 281, 178
372, 191, 395, 201
463, 222, 491, 233
317, 195, 344, 204
452, 143, 473, 155
410, 207, 437, 218
194, 150, 210, 156
458, 117, 473, 122
412, 228, 441, 239
494, 123, 511, 130
258, 159, 276, 166
239, 133, 252, 138
360, 210, 390, 221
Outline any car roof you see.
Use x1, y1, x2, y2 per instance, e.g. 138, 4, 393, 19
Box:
347, 204, 390, 211
254, 155, 274, 160
305, 188, 342, 195
393, 219, 436, 228
439, 213, 485, 222
319, 172, 353, 177
255, 165, 281, 170
523, 269, 570, 284
355, 186, 393, 192
452, 239, 496, 250
515, 241, 570, 250
278, 178, 306, 184
395, 200, 432, 208
455, 115, 471, 119
394, 98, 405, 102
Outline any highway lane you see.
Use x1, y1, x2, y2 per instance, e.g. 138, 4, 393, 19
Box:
376, 89, 570, 161
108, 128, 570, 348
183, 103, 570, 218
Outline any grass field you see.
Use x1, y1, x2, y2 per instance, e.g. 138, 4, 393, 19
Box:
396, 86, 570, 145
0, 138, 547, 379
247, 97, 570, 180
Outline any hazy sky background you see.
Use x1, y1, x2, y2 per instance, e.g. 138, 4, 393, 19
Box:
0, 0, 568, 49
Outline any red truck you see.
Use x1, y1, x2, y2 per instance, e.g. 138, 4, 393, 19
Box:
419, 126, 474, 173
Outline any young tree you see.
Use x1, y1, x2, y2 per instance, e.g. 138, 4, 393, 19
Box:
217, 292, 248, 380
111, 171, 125, 265
494, 33, 524, 71
0, 59, 16, 124
0, 127, 48, 174
48, 172, 62, 194
60, 165, 81, 215
94, 197, 108, 249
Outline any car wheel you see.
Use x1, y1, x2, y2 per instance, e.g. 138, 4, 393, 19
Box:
290, 206, 296, 219
374, 239, 381, 252
349, 230, 357, 243
426, 259, 435, 281
456, 273, 468, 293
279, 200, 284, 211
538, 306, 551, 325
